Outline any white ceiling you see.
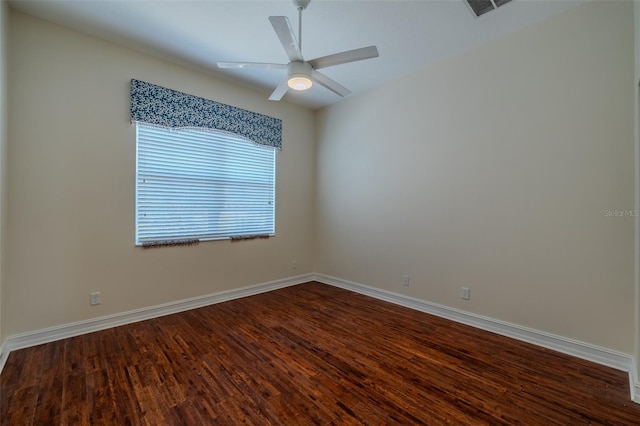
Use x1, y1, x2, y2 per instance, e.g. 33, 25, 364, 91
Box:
8, 0, 584, 110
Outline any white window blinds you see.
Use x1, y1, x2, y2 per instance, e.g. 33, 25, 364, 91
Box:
135, 123, 276, 245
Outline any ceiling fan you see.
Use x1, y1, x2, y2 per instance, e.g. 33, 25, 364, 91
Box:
217, 0, 379, 101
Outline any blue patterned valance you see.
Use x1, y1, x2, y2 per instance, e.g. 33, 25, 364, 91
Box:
130, 79, 282, 150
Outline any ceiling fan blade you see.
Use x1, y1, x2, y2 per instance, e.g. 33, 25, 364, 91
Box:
269, 16, 303, 62
311, 70, 351, 97
269, 78, 290, 101
217, 62, 288, 70
309, 46, 379, 70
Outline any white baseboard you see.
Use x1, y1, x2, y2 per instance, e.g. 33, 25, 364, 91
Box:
0, 273, 313, 372
313, 273, 636, 381
1, 272, 637, 403
630, 364, 639, 402
0, 338, 8, 374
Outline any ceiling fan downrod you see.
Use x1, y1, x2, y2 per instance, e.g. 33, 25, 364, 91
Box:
293, 0, 310, 54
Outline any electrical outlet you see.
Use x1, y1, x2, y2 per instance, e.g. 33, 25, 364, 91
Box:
460, 287, 470, 300
90, 291, 101, 306
402, 275, 410, 286
291, 260, 298, 270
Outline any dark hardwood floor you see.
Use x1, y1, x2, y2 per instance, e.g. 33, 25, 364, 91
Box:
1, 281, 640, 425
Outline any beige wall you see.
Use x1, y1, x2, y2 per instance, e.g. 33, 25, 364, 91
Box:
315, 1, 635, 353
6, 11, 315, 335
0, 0, 8, 344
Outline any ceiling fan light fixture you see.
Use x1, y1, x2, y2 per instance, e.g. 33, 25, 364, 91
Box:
288, 74, 313, 91
287, 61, 313, 91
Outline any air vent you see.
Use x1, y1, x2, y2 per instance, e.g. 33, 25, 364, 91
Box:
466, 0, 512, 17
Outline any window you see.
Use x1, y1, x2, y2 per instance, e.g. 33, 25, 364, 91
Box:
135, 123, 276, 245
130, 79, 280, 246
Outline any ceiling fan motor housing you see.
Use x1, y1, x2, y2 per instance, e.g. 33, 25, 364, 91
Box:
288, 61, 312, 78
287, 61, 313, 90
